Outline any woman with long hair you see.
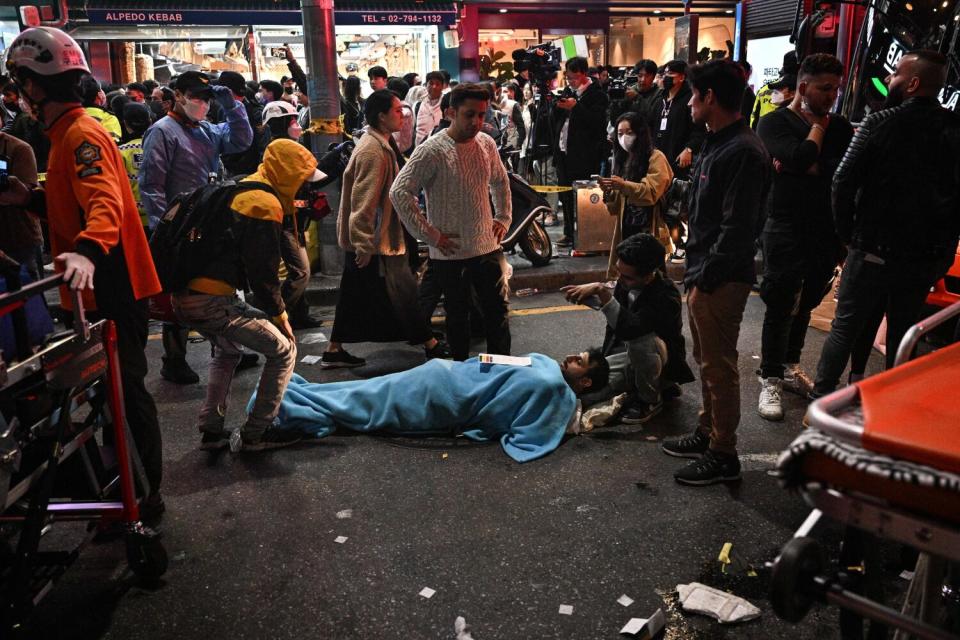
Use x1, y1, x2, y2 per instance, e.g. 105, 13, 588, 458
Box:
323, 90, 450, 368
598, 111, 674, 278
341, 75, 365, 134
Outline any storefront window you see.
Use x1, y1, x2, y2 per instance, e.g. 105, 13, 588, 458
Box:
478, 29, 539, 81
609, 16, 736, 69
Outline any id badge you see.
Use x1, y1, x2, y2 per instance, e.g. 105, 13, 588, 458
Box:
660, 117, 668, 131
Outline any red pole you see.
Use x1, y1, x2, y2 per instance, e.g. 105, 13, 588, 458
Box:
104, 320, 141, 523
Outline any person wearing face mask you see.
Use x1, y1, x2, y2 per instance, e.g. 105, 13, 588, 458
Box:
751, 50, 799, 130
78, 74, 122, 144
257, 79, 284, 106
324, 90, 452, 368
754, 55, 852, 421
259, 100, 321, 330
765, 74, 796, 112
139, 70, 254, 385
811, 50, 960, 399
219, 71, 267, 178
599, 111, 674, 281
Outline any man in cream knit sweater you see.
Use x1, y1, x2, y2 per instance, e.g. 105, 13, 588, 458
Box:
391, 83, 513, 361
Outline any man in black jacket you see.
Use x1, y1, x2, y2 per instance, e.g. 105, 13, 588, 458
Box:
648, 60, 706, 179
219, 71, 266, 178
812, 50, 960, 397
661, 60, 770, 486
553, 56, 610, 246
755, 54, 852, 421
563, 233, 695, 423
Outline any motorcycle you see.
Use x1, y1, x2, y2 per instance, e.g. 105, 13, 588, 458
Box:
500, 169, 553, 267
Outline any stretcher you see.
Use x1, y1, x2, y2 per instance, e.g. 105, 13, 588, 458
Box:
0, 273, 167, 635
771, 300, 960, 639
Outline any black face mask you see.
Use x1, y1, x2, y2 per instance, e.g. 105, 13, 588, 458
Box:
284, 86, 294, 95
662, 76, 675, 92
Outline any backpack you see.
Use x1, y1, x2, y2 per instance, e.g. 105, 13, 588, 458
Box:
149, 180, 278, 293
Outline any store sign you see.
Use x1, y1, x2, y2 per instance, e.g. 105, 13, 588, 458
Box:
86, 7, 456, 27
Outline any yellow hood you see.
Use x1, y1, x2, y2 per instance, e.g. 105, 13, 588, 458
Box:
244, 139, 318, 216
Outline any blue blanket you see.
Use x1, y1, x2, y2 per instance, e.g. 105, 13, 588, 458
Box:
258, 354, 577, 462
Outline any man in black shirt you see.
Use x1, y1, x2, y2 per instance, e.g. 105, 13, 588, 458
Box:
812, 50, 960, 397
562, 233, 695, 423
755, 54, 852, 421
660, 60, 771, 486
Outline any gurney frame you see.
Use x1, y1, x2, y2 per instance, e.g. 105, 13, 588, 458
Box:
0, 274, 167, 635
771, 300, 960, 640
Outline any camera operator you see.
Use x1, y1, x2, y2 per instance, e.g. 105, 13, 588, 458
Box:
609, 60, 660, 128
554, 56, 610, 247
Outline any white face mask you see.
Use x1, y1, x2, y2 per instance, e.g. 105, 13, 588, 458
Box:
183, 98, 210, 123
287, 121, 302, 140
770, 90, 786, 106
618, 133, 637, 151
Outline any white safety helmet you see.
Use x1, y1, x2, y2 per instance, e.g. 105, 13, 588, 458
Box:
262, 100, 298, 125
5, 26, 90, 80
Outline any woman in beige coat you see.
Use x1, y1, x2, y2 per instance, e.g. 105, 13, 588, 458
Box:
599, 111, 674, 280
323, 90, 450, 368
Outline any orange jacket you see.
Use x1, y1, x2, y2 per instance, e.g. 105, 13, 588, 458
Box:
44, 107, 161, 310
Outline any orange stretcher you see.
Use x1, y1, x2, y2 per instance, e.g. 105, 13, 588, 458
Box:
771, 301, 960, 640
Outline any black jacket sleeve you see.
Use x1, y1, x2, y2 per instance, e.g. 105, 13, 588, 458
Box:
240, 219, 285, 318
832, 113, 877, 244
756, 110, 819, 173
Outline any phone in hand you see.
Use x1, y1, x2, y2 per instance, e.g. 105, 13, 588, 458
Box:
0, 156, 9, 192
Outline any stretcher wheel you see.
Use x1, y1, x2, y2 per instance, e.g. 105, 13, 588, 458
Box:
126, 529, 168, 581
771, 536, 825, 623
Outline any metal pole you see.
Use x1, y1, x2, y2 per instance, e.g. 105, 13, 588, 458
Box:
301, 0, 344, 275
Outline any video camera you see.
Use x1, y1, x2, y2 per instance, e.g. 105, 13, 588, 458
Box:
512, 44, 562, 89
607, 67, 639, 100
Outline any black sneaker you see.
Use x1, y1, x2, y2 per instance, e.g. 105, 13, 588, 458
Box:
661, 430, 710, 459
620, 400, 663, 425
236, 353, 259, 371
200, 430, 230, 451
140, 493, 166, 526
321, 350, 366, 368
242, 428, 303, 452
160, 357, 199, 384
425, 340, 452, 360
673, 449, 742, 486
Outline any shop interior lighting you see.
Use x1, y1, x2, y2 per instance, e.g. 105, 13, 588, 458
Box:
499, 8, 508, 13
905, 2, 913, 10
653, 9, 662, 14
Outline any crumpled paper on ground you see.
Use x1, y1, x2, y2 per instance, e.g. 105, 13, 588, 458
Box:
676, 582, 761, 624
580, 392, 631, 432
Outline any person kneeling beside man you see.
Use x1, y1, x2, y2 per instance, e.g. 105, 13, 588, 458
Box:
173, 139, 326, 452
562, 233, 694, 423
259, 351, 609, 462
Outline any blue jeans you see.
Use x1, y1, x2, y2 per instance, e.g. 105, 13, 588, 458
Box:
812, 249, 952, 396
173, 293, 296, 439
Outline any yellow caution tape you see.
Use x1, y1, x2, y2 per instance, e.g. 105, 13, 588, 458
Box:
530, 185, 573, 193
37, 172, 46, 183
307, 117, 344, 135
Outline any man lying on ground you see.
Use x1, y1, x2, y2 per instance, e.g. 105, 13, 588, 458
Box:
248, 351, 609, 462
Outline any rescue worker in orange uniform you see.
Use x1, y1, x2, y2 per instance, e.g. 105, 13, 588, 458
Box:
0, 27, 165, 521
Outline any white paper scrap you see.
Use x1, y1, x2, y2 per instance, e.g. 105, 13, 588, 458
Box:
334, 536, 348, 544
617, 594, 634, 607
676, 582, 761, 624
299, 332, 328, 344
336, 509, 353, 519
479, 353, 532, 367
620, 618, 646, 635
419, 587, 436, 599
558, 604, 574, 615
300, 355, 322, 365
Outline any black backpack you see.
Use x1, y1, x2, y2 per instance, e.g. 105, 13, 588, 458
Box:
149, 180, 278, 292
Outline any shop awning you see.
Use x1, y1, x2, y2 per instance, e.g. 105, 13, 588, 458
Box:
70, 1, 459, 27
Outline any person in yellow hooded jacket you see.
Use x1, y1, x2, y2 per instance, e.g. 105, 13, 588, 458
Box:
171, 139, 326, 452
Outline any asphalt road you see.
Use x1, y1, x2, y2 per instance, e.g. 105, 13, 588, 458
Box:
25, 291, 895, 639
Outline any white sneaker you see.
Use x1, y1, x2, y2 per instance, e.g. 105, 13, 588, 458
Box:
758, 377, 784, 421
782, 363, 814, 396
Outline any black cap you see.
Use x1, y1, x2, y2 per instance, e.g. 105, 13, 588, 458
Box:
769, 74, 797, 90
174, 71, 212, 97
781, 50, 799, 75
216, 71, 246, 96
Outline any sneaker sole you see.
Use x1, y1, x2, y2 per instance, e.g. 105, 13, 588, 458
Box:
674, 472, 742, 486
620, 405, 663, 425
758, 409, 785, 422
660, 445, 708, 459
199, 439, 230, 451
242, 437, 303, 451
320, 361, 365, 369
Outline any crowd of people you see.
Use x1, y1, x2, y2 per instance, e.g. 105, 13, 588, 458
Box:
1, 25, 959, 524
